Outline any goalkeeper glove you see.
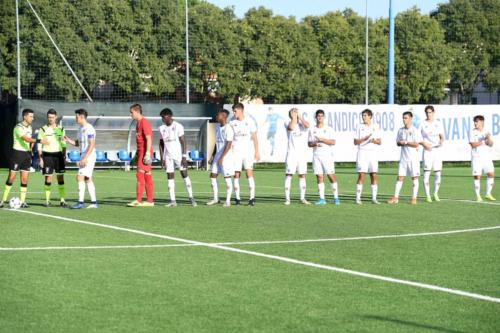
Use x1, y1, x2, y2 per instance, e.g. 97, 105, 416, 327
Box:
143, 152, 152, 165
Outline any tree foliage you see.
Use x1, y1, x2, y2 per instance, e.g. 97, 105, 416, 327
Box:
0, 0, 497, 103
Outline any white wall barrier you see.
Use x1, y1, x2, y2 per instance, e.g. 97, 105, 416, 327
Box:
224, 104, 500, 163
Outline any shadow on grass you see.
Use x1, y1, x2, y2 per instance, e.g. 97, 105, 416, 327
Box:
360, 315, 466, 333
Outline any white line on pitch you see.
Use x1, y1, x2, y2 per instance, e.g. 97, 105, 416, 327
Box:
5, 209, 500, 304
2, 224, 499, 251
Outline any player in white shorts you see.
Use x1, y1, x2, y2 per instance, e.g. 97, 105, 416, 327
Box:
388, 111, 423, 205
308, 109, 340, 205
419, 105, 445, 203
354, 109, 381, 204
207, 109, 235, 207
469, 115, 495, 202
230, 103, 260, 206
158, 108, 197, 207
284, 108, 310, 205
64, 108, 98, 209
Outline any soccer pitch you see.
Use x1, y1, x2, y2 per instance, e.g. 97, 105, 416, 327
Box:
0, 166, 499, 332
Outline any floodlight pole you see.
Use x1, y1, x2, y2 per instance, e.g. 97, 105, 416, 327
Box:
185, 0, 190, 104
16, 0, 22, 100
387, 0, 395, 104
365, 0, 368, 105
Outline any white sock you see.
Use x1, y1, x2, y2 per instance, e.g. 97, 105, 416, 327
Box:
474, 179, 480, 197
394, 180, 403, 198
184, 177, 193, 198
210, 177, 218, 201
318, 182, 325, 200
371, 184, 378, 201
412, 178, 419, 199
331, 182, 338, 199
248, 177, 255, 199
87, 181, 96, 202
234, 178, 240, 200
434, 171, 441, 195
299, 177, 306, 200
486, 177, 494, 195
356, 183, 363, 201
168, 179, 176, 202
224, 177, 233, 204
284, 175, 292, 201
423, 170, 431, 197
78, 181, 85, 202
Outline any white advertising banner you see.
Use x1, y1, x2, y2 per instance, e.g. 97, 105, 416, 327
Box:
224, 104, 500, 163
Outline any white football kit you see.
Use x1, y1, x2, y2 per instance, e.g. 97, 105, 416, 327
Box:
230, 118, 257, 171
354, 123, 381, 173
309, 125, 336, 175
77, 123, 96, 177
211, 124, 235, 177
469, 128, 494, 176
159, 121, 186, 173
285, 121, 309, 175
419, 120, 445, 171
396, 126, 422, 177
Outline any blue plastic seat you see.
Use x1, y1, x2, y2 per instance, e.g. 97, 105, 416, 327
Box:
68, 150, 81, 162
117, 150, 132, 162
189, 150, 204, 169
96, 150, 108, 162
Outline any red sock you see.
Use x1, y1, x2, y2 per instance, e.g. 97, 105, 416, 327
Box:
136, 172, 145, 202
144, 173, 154, 203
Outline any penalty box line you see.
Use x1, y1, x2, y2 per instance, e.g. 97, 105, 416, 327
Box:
2, 224, 500, 251
4, 209, 500, 304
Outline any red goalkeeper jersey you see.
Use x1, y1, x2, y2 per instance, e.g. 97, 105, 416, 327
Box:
136, 117, 153, 153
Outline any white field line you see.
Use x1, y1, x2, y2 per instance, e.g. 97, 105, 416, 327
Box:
3, 209, 500, 304
3, 224, 499, 252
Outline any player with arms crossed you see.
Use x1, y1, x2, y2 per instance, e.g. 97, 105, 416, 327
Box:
284, 107, 311, 205
419, 105, 445, 203
354, 108, 381, 204
230, 103, 260, 206
127, 103, 154, 207
38, 108, 67, 207
64, 109, 98, 209
469, 115, 495, 201
1, 109, 47, 208
207, 109, 235, 207
158, 108, 197, 207
388, 111, 423, 205
308, 109, 340, 205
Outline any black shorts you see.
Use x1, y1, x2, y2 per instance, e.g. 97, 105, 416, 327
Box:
42, 152, 66, 175
10, 150, 32, 172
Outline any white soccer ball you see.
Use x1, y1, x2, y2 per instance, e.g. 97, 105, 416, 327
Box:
9, 197, 22, 209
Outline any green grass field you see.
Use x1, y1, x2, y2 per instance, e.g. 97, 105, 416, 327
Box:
1, 165, 499, 332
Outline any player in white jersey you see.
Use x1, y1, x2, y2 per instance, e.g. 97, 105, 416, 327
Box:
284, 108, 310, 205
308, 109, 340, 205
158, 108, 197, 207
230, 103, 260, 206
64, 109, 98, 209
354, 109, 381, 204
469, 115, 495, 202
207, 109, 235, 207
419, 105, 445, 203
388, 111, 423, 205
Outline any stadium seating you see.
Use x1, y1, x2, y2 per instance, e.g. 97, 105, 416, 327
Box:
96, 150, 108, 162
117, 150, 133, 162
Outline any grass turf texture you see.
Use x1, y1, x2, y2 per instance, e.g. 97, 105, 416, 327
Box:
0, 166, 499, 332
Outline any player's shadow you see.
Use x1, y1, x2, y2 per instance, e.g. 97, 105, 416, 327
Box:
360, 315, 466, 333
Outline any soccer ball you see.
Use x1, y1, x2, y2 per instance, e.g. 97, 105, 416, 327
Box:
9, 197, 22, 209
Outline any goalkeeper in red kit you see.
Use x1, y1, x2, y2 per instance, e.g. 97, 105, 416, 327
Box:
127, 103, 155, 207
